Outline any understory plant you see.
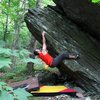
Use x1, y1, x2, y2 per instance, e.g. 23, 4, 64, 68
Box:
0, 82, 32, 100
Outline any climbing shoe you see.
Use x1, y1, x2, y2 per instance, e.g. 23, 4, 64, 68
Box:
69, 53, 79, 59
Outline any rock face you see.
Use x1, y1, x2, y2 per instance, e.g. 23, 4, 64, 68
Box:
53, 0, 100, 41
24, 0, 100, 94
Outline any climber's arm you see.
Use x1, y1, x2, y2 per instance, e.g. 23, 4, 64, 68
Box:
42, 31, 47, 54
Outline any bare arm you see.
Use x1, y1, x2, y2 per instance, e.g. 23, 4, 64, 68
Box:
42, 31, 47, 54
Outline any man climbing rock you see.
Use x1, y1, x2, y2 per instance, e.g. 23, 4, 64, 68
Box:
34, 31, 79, 68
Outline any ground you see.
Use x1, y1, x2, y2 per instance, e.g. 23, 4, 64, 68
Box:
0, 65, 98, 100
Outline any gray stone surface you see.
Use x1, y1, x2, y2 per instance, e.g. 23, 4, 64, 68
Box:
24, 7, 100, 94
53, 0, 100, 41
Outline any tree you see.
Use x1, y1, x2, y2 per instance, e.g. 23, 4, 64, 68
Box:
26, 0, 43, 75
3, 0, 10, 41
10, 0, 27, 68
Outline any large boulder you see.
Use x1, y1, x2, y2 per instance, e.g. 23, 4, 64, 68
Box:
24, 2, 100, 94
53, 0, 100, 41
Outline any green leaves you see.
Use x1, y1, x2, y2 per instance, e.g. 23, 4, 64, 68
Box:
0, 82, 32, 100
0, 47, 32, 69
43, 0, 55, 7
0, 82, 13, 91
0, 91, 14, 100
0, 59, 12, 68
0, 82, 7, 87
21, 58, 41, 64
0, 48, 12, 56
28, 0, 36, 8
0, 40, 5, 47
19, 49, 31, 58
14, 88, 32, 100
92, 0, 100, 3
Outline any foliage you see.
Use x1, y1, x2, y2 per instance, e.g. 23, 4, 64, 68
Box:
0, 64, 29, 83
0, 82, 32, 100
0, 0, 54, 48
0, 47, 35, 69
0, 0, 32, 48
20, 24, 31, 48
0, 57, 12, 68
28, 0, 36, 8
92, 0, 100, 3
0, 0, 54, 99
43, 0, 55, 7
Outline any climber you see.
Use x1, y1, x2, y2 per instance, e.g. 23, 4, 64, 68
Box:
34, 31, 79, 68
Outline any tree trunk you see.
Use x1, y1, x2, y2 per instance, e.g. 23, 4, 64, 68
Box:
26, 36, 37, 75
10, 20, 20, 69
26, 0, 43, 75
3, 0, 10, 41
10, 0, 26, 69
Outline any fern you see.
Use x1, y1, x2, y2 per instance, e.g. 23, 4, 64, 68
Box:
0, 47, 43, 71
0, 82, 32, 100
18, 49, 31, 59
21, 58, 41, 64
0, 57, 12, 68
0, 48, 12, 57
0, 47, 32, 69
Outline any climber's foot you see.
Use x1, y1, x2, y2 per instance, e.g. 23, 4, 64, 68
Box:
69, 53, 79, 59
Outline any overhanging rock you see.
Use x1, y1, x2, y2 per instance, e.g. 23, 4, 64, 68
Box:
24, 7, 100, 94
53, 0, 100, 41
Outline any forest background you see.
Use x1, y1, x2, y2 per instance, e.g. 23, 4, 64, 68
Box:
0, 0, 99, 100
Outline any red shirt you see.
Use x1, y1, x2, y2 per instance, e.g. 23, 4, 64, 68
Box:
38, 52, 54, 66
